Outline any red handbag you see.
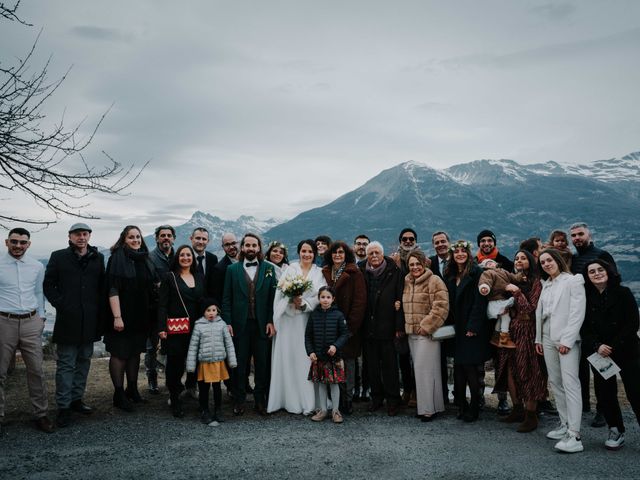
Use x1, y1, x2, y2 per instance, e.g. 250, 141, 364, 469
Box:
166, 273, 190, 335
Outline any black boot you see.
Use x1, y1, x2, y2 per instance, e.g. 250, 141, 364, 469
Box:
113, 387, 134, 412
171, 395, 184, 418
463, 402, 479, 423
126, 386, 148, 404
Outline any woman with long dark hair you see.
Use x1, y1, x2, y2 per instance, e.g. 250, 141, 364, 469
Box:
494, 249, 547, 432
104, 225, 158, 411
266, 241, 289, 280
157, 245, 205, 418
444, 240, 489, 423
321, 241, 366, 414
535, 248, 586, 453
582, 259, 640, 450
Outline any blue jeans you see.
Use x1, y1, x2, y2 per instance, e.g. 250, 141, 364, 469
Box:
55, 342, 93, 409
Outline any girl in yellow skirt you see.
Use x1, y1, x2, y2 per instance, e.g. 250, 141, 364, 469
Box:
187, 298, 237, 425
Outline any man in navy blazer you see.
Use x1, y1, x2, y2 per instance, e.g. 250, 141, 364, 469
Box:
222, 233, 277, 416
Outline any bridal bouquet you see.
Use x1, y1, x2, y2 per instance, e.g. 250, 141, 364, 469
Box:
278, 274, 313, 300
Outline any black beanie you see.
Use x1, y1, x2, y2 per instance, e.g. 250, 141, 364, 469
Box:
477, 229, 496, 246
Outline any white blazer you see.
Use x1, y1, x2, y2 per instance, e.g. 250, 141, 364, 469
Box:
535, 272, 586, 348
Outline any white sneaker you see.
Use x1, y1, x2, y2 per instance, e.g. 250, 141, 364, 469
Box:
554, 431, 584, 453
546, 423, 568, 440
604, 427, 625, 450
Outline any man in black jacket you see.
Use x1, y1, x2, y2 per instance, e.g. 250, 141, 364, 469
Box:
44, 223, 105, 427
190, 227, 218, 296
570, 222, 617, 428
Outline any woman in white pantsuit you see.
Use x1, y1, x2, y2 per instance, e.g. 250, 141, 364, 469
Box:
535, 248, 586, 453
402, 251, 450, 421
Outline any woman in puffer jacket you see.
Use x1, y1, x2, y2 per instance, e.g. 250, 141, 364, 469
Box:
402, 250, 449, 422
187, 298, 237, 425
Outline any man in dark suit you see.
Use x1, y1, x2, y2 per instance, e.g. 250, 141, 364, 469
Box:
44, 223, 104, 428
429, 231, 453, 405
212, 232, 239, 303
222, 233, 277, 416
190, 227, 218, 296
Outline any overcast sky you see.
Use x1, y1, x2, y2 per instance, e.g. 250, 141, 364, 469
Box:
2, 0, 639, 255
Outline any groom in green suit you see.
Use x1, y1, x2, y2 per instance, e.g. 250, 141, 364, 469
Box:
222, 233, 277, 415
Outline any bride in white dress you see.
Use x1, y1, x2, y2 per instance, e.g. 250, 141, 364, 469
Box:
267, 240, 327, 414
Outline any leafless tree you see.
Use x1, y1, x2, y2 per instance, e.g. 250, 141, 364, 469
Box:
0, 1, 146, 227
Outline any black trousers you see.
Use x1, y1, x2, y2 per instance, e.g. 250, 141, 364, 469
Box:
593, 355, 640, 432
454, 363, 481, 410
232, 318, 269, 405
166, 353, 186, 398
364, 338, 400, 405
398, 351, 415, 394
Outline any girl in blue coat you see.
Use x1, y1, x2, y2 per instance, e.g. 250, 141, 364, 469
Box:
305, 287, 350, 423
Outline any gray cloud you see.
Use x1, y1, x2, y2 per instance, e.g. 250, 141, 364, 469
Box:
529, 3, 576, 21
70, 26, 133, 43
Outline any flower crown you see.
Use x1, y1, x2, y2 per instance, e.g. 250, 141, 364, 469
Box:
449, 240, 472, 252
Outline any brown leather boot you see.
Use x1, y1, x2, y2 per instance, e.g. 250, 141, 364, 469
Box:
517, 410, 538, 433
500, 403, 524, 423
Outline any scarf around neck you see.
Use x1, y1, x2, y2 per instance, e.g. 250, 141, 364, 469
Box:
476, 247, 500, 263
366, 258, 387, 277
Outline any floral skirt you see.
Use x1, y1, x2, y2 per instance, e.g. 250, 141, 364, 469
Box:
198, 361, 229, 383
308, 358, 346, 384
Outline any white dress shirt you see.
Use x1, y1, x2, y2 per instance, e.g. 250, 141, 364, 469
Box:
243, 259, 258, 279
0, 252, 45, 316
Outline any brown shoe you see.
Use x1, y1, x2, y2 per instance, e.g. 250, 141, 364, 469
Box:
35, 416, 55, 433
517, 410, 538, 433
500, 403, 525, 423
332, 410, 344, 423
311, 410, 328, 422
407, 391, 417, 408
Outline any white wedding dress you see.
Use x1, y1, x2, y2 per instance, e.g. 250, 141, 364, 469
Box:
267, 262, 326, 414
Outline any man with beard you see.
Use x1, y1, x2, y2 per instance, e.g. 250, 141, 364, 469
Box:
352, 234, 370, 401
353, 234, 369, 265
44, 223, 104, 427
222, 233, 277, 416
0, 228, 53, 433
190, 227, 218, 296
212, 232, 240, 304
147, 225, 175, 394
570, 222, 617, 428
390, 228, 419, 406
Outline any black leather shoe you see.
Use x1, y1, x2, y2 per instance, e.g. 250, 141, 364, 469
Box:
113, 388, 134, 412
35, 416, 55, 433
254, 403, 268, 416
56, 409, 71, 427
70, 400, 93, 415
233, 403, 245, 416
367, 400, 384, 413
125, 388, 148, 404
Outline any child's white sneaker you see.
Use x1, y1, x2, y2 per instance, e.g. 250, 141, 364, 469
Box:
546, 423, 568, 440
604, 427, 624, 450
554, 431, 584, 453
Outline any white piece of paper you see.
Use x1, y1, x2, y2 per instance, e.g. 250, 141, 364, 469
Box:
587, 352, 621, 380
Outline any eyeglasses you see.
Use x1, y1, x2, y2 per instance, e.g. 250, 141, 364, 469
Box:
223, 242, 237, 248
9, 239, 29, 245
401, 236, 415, 242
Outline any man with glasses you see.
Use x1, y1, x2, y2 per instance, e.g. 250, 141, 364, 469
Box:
353, 234, 369, 265
0, 228, 53, 433
352, 234, 370, 401
147, 225, 176, 394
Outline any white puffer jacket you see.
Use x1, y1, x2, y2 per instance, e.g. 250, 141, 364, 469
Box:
186, 316, 237, 372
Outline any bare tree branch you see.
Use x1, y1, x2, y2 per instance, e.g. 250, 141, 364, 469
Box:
1, 3, 147, 227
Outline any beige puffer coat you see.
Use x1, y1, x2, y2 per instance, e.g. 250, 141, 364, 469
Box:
402, 269, 449, 335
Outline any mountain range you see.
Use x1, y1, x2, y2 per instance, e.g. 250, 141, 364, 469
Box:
163, 151, 639, 296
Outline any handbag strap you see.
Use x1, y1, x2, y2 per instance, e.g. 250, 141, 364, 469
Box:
171, 272, 190, 317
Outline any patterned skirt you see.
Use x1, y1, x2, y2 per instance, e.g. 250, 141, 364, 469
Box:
308, 358, 346, 384
197, 361, 229, 383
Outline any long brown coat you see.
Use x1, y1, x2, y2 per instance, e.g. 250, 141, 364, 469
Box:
322, 262, 367, 358
402, 269, 449, 336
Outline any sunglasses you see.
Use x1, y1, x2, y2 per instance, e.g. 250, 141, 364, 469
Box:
401, 236, 415, 242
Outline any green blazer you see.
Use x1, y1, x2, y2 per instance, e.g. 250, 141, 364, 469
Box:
222, 260, 277, 339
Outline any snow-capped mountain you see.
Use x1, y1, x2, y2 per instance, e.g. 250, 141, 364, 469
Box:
265, 151, 640, 297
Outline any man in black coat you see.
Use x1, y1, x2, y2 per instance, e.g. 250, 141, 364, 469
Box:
44, 223, 105, 427
359, 241, 404, 416
570, 221, 618, 428
212, 232, 240, 303
190, 227, 218, 296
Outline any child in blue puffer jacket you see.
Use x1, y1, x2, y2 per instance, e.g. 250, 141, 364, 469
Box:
187, 298, 237, 426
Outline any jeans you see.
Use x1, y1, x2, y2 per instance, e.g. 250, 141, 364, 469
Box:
55, 342, 93, 408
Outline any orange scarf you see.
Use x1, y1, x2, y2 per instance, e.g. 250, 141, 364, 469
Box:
476, 248, 499, 263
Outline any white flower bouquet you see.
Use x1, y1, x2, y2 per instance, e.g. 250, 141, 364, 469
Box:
278, 274, 313, 301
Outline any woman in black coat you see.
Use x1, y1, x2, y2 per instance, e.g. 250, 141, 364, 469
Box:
105, 226, 158, 411
582, 259, 640, 450
158, 245, 206, 417
444, 240, 489, 422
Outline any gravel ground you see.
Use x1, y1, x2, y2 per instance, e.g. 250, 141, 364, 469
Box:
1, 358, 639, 480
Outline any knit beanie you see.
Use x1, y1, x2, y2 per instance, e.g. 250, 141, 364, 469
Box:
477, 229, 496, 246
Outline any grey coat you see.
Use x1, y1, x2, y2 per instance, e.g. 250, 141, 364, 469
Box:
186, 316, 237, 373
